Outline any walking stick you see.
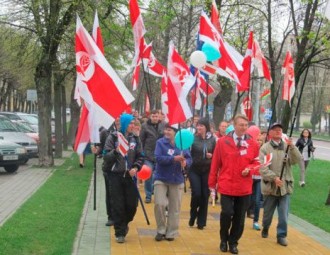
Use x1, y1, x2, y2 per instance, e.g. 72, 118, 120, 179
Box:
93, 153, 97, 210
178, 124, 187, 193
133, 176, 150, 225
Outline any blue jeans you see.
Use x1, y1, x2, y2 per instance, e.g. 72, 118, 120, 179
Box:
252, 180, 262, 222
144, 160, 155, 200
262, 194, 290, 238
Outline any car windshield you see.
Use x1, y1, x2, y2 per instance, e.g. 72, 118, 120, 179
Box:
18, 114, 38, 125
0, 113, 21, 121
0, 118, 19, 132
14, 122, 35, 132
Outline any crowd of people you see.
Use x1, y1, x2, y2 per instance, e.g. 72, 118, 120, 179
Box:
80, 109, 314, 254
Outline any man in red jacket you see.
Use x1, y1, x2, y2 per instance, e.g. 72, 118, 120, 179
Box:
209, 114, 259, 254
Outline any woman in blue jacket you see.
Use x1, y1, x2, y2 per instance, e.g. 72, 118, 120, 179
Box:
153, 123, 192, 242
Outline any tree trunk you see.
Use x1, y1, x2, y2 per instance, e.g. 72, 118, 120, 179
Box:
325, 188, 330, 205
68, 82, 81, 149
61, 84, 68, 150
35, 54, 54, 167
53, 68, 63, 158
213, 77, 233, 127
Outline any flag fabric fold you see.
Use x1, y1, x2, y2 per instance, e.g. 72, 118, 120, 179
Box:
252, 38, 272, 83
241, 95, 253, 121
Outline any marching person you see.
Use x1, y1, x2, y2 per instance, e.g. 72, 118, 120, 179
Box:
259, 123, 301, 247
103, 114, 144, 243
140, 110, 164, 203
153, 123, 192, 242
208, 114, 259, 254
188, 118, 216, 230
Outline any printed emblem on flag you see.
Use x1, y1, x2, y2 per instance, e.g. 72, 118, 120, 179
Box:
129, 142, 136, 150
167, 149, 174, 155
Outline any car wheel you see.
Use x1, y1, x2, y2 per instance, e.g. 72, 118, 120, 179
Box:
4, 165, 19, 173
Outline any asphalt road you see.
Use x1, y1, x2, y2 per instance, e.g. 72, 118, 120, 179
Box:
312, 139, 330, 161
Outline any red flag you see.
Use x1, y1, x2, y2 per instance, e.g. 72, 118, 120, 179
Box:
167, 42, 194, 125
117, 132, 129, 157
281, 51, 295, 106
75, 15, 134, 130
196, 71, 215, 96
241, 95, 253, 121
252, 38, 272, 83
236, 31, 253, 92
141, 42, 165, 77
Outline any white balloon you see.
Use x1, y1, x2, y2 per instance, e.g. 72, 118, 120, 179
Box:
190, 50, 207, 68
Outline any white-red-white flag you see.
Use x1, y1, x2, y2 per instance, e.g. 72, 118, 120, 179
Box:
129, 0, 146, 90
199, 11, 242, 84
141, 42, 165, 77
74, 104, 90, 154
236, 31, 253, 92
196, 71, 215, 96
167, 42, 194, 125
92, 11, 104, 54
117, 132, 129, 157
75, 15, 134, 131
281, 51, 295, 106
241, 95, 253, 121
252, 38, 272, 83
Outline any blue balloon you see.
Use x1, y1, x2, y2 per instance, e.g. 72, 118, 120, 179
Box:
202, 43, 221, 61
225, 124, 234, 135
175, 129, 194, 150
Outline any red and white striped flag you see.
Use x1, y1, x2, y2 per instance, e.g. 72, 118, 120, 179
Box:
241, 95, 253, 121
129, 0, 146, 90
117, 132, 129, 157
141, 42, 165, 77
166, 42, 194, 125
75, 15, 134, 133
252, 38, 272, 83
281, 51, 295, 106
74, 12, 105, 153
261, 153, 273, 167
211, 0, 223, 34
236, 31, 253, 92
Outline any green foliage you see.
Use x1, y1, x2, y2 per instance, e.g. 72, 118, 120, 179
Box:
302, 121, 313, 128
291, 160, 330, 233
0, 154, 93, 255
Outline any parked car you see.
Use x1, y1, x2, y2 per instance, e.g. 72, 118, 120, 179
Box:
0, 115, 39, 159
0, 139, 28, 173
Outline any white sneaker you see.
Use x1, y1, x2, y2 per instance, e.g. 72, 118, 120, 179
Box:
299, 181, 305, 187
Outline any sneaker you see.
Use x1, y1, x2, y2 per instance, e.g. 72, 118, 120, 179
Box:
253, 222, 261, 230
155, 233, 165, 241
116, 236, 125, 243
261, 228, 269, 238
165, 237, 174, 241
299, 181, 305, 187
277, 237, 288, 246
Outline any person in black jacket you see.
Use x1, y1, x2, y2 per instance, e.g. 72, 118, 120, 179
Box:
103, 114, 144, 243
295, 129, 315, 187
140, 110, 164, 203
188, 118, 216, 229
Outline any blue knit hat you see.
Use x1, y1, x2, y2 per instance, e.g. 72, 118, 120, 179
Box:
120, 114, 134, 134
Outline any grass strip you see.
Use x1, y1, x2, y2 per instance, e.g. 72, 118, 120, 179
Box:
0, 153, 93, 255
290, 159, 330, 233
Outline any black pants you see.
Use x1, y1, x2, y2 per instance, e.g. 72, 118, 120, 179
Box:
188, 170, 210, 227
109, 173, 138, 237
103, 171, 112, 220
220, 194, 250, 245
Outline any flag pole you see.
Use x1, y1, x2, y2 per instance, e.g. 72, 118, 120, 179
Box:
178, 124, 187, 193
93, 153, 97, 210
265, 76, 283, 142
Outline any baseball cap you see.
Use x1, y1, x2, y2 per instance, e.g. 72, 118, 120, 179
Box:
270, 122, 283, 130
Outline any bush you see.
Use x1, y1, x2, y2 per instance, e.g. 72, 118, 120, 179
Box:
303, 121, 312, 128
